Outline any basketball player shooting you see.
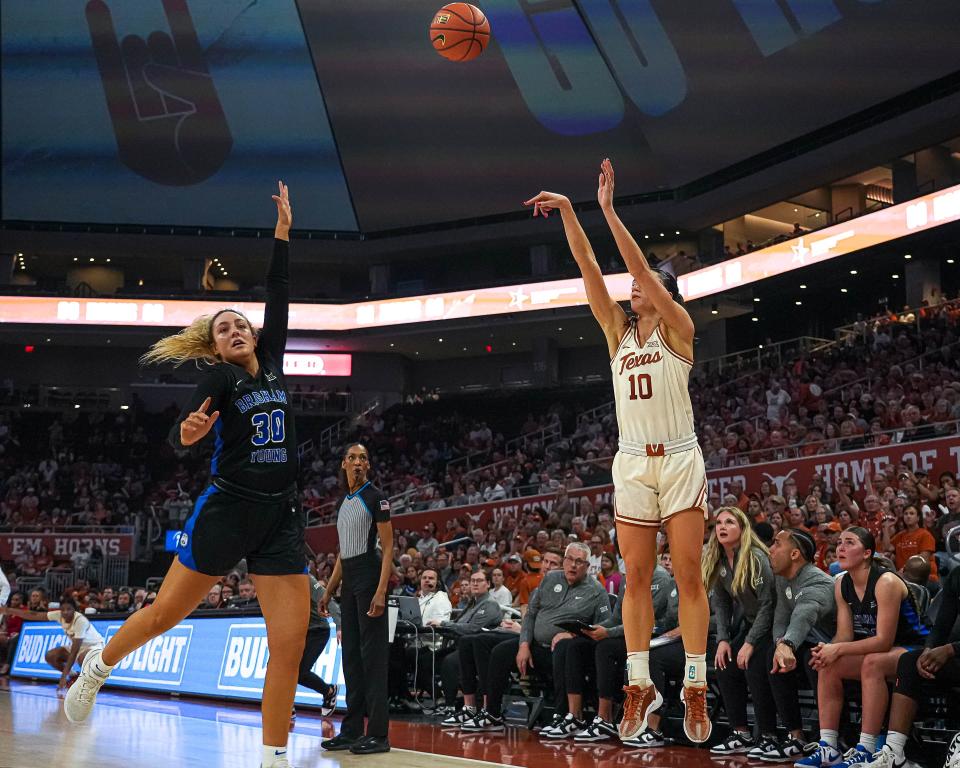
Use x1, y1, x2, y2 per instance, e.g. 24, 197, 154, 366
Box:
524, 159, 711, 744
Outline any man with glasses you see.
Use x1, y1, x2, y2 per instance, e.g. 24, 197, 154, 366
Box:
458, 543, 610, 733
424, 569, 501, 713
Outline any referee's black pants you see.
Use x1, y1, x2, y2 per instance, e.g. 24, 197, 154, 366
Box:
340, 552, 389, 739
297, 625, 332, 694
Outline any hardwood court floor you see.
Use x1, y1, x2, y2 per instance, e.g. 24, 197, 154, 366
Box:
0, 678, 735, 768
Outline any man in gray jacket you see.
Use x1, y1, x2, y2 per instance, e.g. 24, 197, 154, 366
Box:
555, 565, 678, 742
750, 528, 836, 762
432, 569, 503, 710
459, 543, 610, 733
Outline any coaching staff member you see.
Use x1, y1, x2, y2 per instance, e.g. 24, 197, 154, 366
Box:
320, 443, 394, 754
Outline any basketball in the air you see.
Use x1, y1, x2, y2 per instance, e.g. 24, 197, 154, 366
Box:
430, 3, 490, 62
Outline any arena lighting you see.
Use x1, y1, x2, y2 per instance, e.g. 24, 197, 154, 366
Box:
281, 353, 352, 377
3, 182, 960, 330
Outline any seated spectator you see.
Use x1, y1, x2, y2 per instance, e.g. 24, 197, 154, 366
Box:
548, 565, 675, 744
866, 559, 960, 768
598, 553, 621, 595
752, 528, 836, 762
202, 584, 222, 610
885, 505, 938, 580
115, 590, 133, 613
704, 507, 779, 756
489, 569, 512, 610
456, 543, 609, 733
798, 528, 930, 768
428, 569, 502, 716
234, 578, 258, 606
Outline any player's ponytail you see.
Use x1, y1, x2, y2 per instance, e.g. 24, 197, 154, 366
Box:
140, 314, 218, 367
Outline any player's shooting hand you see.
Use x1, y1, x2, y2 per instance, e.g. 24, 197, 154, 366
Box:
180, 396, 220, 446
597, 158, 615, 211
523, 191, 570, 218
272, 180, 292, 239
85, 0, 232, 186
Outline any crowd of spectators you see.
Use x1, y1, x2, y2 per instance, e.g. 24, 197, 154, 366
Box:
303, 298, 960, 519
696, 299, 960, 470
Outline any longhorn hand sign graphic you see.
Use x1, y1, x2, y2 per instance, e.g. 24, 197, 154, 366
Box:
85, 0, 233, 186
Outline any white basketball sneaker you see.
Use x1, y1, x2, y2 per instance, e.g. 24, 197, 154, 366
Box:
64, 647, 111, 723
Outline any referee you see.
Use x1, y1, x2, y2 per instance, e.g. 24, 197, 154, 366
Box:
320, 443, 393, 755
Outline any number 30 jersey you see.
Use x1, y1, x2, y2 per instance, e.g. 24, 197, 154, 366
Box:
169, 356, 298, 492
611, 318, 698, 457
167, 239, 298, 493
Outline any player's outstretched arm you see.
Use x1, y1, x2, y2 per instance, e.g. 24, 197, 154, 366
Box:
524, 191, 627, 357
261, 181, 292, 361
597, 159, 694, 344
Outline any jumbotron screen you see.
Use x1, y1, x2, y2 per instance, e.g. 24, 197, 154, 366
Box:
3, 0, 960, 232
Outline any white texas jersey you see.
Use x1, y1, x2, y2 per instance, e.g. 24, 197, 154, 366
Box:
611, 319, 697, 456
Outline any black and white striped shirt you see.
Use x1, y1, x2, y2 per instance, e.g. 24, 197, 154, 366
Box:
335, 482, 391, 559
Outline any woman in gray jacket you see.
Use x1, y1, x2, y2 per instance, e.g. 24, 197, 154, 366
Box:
702, 506, 779, 755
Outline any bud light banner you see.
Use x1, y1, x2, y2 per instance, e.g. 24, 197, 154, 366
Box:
11, 617, 345, 708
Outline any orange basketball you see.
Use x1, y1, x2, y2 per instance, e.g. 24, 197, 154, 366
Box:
430, 3, 490, 62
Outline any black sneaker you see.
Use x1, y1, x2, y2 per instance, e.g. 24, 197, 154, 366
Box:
320, 684, 338, 717
748, 736, 781, 761
711, 731, 756, 755
574, 716, 619, 743
460, 709, 505, 733
622, 727, 668, 749
441, 708, 475, 728
542, 713, 586, 740
761, 738, 809, 763
539, 712, 567, 737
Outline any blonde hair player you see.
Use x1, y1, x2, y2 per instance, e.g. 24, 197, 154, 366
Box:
524, 159, 711, 744
63, 183, 308, 768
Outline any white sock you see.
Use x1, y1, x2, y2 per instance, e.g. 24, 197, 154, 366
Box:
262, 745, 287, 767
820, 729, 839, 748
627, 651, 651, 687
91, 651, 115, 678
859, 733, 878, 753
683, 652, 707, 686
885, 731, 908, 759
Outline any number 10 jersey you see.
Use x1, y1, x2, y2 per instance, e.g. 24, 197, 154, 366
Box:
610, 318, 697, 458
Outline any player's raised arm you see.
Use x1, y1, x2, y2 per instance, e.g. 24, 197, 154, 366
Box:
523, 191, 627, 357
260, 181, 292, 363
597, 159, 694, 344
